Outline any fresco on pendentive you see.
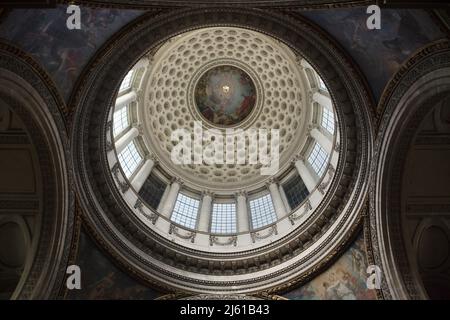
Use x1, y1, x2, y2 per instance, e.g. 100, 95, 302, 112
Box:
0, 7, 144, 100
283, 232, 377, 300
302, 9, 445, 100
66, 231, 163, 300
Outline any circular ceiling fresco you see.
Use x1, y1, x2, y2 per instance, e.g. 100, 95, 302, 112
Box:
142, 27, 310, 191
194, 65, 256, 127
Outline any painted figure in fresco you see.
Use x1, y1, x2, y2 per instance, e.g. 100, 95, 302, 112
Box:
195, 65, 256, 126
87, 271, 116, 299
306, 9, 442, 98
351, 246, 366, 277
324, 271, 357, 300
0, 8, 141, 99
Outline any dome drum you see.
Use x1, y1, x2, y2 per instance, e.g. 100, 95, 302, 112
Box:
71, 8, 373, 294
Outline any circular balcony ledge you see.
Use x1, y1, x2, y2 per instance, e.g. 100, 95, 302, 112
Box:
70, 8, 374, 294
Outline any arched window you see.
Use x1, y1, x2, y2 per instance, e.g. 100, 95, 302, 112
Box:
119, 70, 134, 93
249, 194, 277, 229
171, 193, 200, 229
283, 174, 309, 210
211, 203, 237, 234
113, 106, 129, 137
138, 173, 166, 211
308, 142, 328, 177
318, 76, 328, 92
117, 140, 142, 178
321, 107, 335, 134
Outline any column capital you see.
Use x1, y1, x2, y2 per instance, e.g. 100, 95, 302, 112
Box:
307, 90, 313, 104
201, 190, 214, 198
132, 123, 144, 136
235, 190, 247, 198
334, 141, 341, 152
292, 153, 305, 164
145, 152, 159, 164
299, 57, 312, 70
307, 123, 319, 134
136, 89, 144, 104
170, 176, 184, 186
295, 55, 303, 68
265, 177, 279, 188
134, 56, 151, 70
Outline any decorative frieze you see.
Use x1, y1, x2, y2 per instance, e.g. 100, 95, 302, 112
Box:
288, 199, 312, 225
134, 198, 159, 225
250, 225, 278, 243
169, 224, 196, 243
318, 164, 336, 194
111, 162, 130, 193
209, 235, 238, 247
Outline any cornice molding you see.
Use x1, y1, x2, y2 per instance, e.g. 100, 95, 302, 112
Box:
376, 40, 450, 123
368, 40, 450, 300
70, 7, 374, 294
0, 42, 75, 299
56, 0, 373, 10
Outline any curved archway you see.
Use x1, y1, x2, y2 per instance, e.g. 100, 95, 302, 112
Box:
369, 41, 450, 300
0, 44, 75, 299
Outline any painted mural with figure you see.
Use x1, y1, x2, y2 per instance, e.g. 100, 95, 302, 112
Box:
283, 232, 377, 300
0, 7, 443, 103
66, 231, 163, 300
0, 6, 144, 101
195, 65, 257, 126
302, 9, 444, 101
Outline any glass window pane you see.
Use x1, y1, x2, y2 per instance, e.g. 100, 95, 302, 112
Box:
113, 106, 129, 137
171, 193, 200, 230
307, 142, 328, 177
249, 194, 277, 229
119, 70, 134, 92
318, 77, 328, 92
117, 140, 142, 178
138, 173, 166, 211
321, 107, 335, 134
211, 203, 237, 234
283, 174, 310, 210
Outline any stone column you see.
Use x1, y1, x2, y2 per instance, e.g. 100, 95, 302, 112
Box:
267, 179, 287, 219
115, 126, 139, 154
236, 191, 249, 233
300, 58, 311, 70
198, 191, 213, 232
157, 183, 170, 213
115, 91, 137, 111
279, 185, 291, 212
293, 155, 317, 192
159, 178, 182, 218
130, 155, 157, 192
309, 125, 333, 154
312, 91, 332, 111
133, 56, 151, 70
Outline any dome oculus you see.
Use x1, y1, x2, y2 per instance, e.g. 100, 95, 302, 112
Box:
194, 65, 256, 127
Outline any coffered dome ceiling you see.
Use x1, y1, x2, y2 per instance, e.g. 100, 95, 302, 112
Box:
141, 27, 309, 191
72, 8, 374, 294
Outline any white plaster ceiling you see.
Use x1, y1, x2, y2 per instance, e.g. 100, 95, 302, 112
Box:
140, 27, 313, 191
